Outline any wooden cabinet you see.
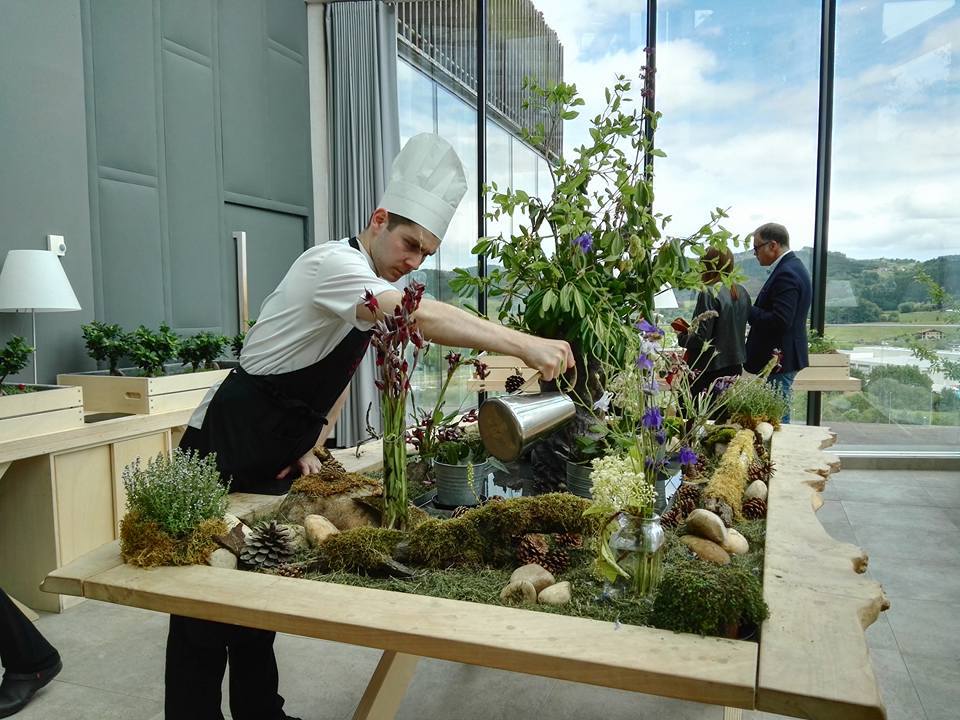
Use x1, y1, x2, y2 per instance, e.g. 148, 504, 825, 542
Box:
0, 429, 171, 612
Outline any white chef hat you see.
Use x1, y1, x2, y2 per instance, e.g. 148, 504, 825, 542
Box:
379, 133, 467, 242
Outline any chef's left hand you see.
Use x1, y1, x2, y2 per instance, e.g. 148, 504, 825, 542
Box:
275, 449, 324, 480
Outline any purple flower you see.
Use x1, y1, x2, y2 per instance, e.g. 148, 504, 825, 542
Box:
635, 353, 654, 370
572, 232, 593, 253
677, 446, 698, 466
655, 430, 666, 445
641, 406, 663, 430
635, 318, 664, 338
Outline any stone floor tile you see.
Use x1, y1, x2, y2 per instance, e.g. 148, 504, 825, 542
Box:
854, 525, 960, 566
832, 479, 935, 506
867, 647, 928, 720
15, 680, 163, 720
842, 501, 956, 533
868, 558, 960, 604
885, 599, 960, 661
902, 652, 960, 720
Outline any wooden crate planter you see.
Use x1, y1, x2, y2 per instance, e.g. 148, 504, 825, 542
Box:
57, 368, 230, 415
466, 354, 538, 393
0, 385, 84, 442
794, 353, 861, 393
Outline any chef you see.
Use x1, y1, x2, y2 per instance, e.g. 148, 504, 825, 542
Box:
164, 133, 574, 719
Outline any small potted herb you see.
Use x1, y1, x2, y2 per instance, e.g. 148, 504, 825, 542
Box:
432, 430, 506, 508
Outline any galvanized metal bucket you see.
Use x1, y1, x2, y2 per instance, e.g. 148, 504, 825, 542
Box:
478, 368, 577, 462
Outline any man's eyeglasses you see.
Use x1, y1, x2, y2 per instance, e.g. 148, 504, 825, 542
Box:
753, 240, 773, 255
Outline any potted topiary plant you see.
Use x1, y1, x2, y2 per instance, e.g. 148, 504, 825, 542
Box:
81, 321, 129, 376
119, 447, 229, 567
432, 429, 507, 509
0, 335, 84, 441
794, 329, 860, 393
58, 322, 232, 415
179, 331, 228, 372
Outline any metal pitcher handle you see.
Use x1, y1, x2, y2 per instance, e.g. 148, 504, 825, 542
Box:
513, 363, 577, 396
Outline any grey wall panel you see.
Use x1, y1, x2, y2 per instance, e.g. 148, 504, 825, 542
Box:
219, 0, 267, 199
266, 0, 306, 57
266, 49, 311, 208
97, 179, 165, 329
222, 204, 305, 334
0, 0, 95, 381
161, 0, 214, 57
162, 50, 222, 330
90, 0, 159, 177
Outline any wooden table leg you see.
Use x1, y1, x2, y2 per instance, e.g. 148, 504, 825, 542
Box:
352, 651, 420, 720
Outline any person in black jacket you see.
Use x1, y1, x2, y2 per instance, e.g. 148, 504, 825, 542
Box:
0, 588, 61, 717
675, 246, 751, 397
744, 223, 812, 422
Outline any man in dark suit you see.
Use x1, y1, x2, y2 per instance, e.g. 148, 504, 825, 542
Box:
744, 223, 812, 422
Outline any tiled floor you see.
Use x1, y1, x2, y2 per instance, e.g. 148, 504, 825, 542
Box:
10, 467, 960, 719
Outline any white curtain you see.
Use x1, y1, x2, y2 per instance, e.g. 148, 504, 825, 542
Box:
325, 0, 401, 446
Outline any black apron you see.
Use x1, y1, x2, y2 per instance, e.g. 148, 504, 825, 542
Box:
180, 237, 372, 494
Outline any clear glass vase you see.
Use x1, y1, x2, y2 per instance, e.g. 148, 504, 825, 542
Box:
609, 512, 666, 597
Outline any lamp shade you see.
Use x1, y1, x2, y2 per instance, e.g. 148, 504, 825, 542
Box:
653, 287, 679, 310
0, 250, 81, 312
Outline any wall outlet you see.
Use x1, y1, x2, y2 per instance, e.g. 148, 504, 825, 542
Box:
47, 234, 66, 256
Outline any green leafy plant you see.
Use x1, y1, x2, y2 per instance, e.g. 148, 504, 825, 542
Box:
230, 319, 256, 359
807, 329, 838, 354
909, 271, 960, 382
0, 336, 34, 391
650, 553, 768, 637
436, 431, 488, 466
122, 448, 228, 537
128, 323, 181, 377
450, 74, 742, 403
719, 375, 789, 429
81, 321, 129, 375
179, 331, 228, 371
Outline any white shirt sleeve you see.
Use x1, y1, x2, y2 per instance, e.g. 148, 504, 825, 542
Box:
308, 245, 396, 329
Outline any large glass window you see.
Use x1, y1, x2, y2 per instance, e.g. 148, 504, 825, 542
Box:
825, 0, 959, 452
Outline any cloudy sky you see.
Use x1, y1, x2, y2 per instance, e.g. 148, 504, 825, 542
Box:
533, 0, 958, 261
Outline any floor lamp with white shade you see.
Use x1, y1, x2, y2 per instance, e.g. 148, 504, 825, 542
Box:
0, 249, 81, 384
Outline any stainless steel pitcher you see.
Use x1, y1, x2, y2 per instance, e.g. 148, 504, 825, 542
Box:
478, 370, 577, 462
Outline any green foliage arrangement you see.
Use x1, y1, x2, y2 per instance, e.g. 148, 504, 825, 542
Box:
230, 319, 255, 359
179, 331, 228, 371
650, 553, 768, 636
450, 75, 741, 388
807, 329, 838, 354
720, 376, 789, 429
0, 336, 33, 391
122, 448, 228, 537
81, 321, 129, 375
435, 431, 487, 466
128, 323, 181, 376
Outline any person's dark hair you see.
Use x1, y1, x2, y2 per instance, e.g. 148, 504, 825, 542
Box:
754, 222, 790, 249
703, 246, 740, 300
386, 212, 417, 231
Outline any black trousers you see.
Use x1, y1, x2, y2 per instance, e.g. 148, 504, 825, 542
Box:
0, 588, 59, 675
165, 614, 285, 720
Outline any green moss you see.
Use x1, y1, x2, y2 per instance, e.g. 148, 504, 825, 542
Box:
289, 468, 381, 497
120, 511, 226, 567
650, 553, 768, 636
312, 526, 405, 573
406, 494, 599, 568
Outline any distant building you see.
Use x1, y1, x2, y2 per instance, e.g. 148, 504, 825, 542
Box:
915, 328, 945, 341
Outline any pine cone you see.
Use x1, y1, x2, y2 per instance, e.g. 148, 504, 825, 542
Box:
240, 521, 295, 570
451, 505, 470, 519
742, 497, 767, 520
504, 369, 526, 394
555, 532, 583, 549
270, 563, 305, 579
660, 507, 681, 529
541, 548, 571, 575
676, 482, 702, 506
675, 496, 696, 518
748, 459, 775, 485
516, 533, 550, 567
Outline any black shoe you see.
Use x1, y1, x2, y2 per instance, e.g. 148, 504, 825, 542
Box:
0, 658, 62, 718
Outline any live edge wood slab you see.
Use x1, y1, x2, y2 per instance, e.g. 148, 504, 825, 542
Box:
42, 426, 887, 720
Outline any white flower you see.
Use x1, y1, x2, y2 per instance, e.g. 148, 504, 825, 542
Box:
593, 391, 614, 412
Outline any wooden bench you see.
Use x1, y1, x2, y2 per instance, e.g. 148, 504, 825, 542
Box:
41, 426, 886, 720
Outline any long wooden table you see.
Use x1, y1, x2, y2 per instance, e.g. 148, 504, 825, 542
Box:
42, 426, 888, 720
